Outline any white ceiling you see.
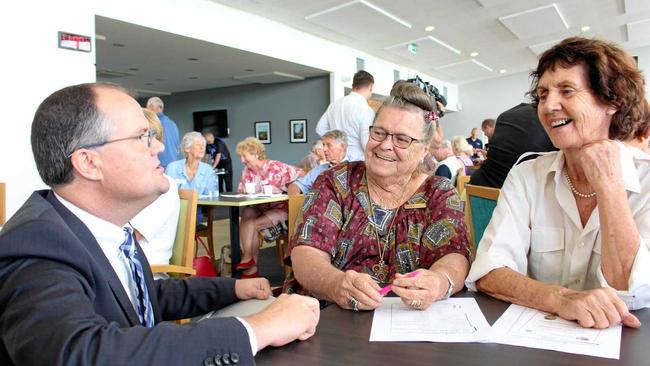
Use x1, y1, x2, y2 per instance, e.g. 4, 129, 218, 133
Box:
95, 16, 328, 97
97, 0, 650, 96
212, 0, 650, 84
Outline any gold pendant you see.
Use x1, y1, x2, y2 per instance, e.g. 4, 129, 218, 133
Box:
372, 262, 389, 282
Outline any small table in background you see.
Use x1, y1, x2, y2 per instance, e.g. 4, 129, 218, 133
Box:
198, 194, 288, 277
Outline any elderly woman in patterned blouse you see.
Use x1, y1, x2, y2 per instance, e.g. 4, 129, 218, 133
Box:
285, 83, 471, 311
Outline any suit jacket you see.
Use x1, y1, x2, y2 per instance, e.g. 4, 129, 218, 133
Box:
0, 190, 254, 365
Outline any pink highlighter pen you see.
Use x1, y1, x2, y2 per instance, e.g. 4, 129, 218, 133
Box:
378, 271, 419, 296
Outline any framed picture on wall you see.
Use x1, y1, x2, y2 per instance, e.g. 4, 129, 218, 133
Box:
289, 119, 307, 143
255, 121, 271, 144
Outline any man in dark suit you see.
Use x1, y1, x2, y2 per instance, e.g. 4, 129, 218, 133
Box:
469, 103, 557, 188
0, 83, 319, 365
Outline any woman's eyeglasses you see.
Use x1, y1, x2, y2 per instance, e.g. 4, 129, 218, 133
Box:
368, 126, 421, 149
66, 130, 157, 158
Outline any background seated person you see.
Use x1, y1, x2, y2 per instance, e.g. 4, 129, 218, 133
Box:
300, 140, 328, 171
466, 37, 650, 329
466, 127, 483, 158
285, 84, 470, 311
432, 140, 462, 185
165, 132, 217, 197
235, 137, 302, 278
469, 103, 557, 188
451, 136, 475, 172
165, 131, 217, 223
288, 130, 348, 195
131, 109, 179, 271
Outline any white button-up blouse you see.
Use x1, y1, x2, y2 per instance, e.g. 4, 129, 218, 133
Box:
466, 142, 650, 310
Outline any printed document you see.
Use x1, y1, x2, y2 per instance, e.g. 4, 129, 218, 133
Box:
490, 304, 621, 359
370, 297, 491, 342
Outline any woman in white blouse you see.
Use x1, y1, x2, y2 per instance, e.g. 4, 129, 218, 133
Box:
466, 37, 650, 329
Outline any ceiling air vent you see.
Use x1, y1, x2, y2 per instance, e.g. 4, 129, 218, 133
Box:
96, 69, 132, 79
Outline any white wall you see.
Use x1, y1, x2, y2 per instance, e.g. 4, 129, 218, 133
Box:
0, 0, 96, 219
441, 71, 532, 141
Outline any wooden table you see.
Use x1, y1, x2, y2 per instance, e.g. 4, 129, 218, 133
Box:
256, 291, 650, 366
198, 194, 288, 277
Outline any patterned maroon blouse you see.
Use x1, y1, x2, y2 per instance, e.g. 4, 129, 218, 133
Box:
285, 161, 471, 292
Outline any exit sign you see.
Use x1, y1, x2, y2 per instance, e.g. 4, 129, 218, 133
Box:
58, 31, 92, 52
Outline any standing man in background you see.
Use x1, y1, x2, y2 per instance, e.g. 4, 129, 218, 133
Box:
203, 131, 233, 192
316, 70, 375, 161
147, 96, 180, 168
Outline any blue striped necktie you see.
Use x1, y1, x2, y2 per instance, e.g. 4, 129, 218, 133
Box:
120, 227, 154, 327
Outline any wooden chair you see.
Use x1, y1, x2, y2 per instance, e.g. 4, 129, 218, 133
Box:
465, 184, 500, 258
0, 182, 5, 225
151, 189, 197, 276
456, 171, 470, 196
285, 194, 306, 277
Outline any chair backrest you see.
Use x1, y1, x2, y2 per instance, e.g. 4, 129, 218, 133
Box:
170, 189, 198, 269
288, 194, 306, 242
0, 182, 5, 225
465, 184, 500, 252
456, 175, 470, 196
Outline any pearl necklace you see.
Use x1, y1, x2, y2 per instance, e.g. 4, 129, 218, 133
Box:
563, 170, 596, 198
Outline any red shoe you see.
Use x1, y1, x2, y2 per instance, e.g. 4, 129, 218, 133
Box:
240, 271, 259, 279
235, 258, 257, 270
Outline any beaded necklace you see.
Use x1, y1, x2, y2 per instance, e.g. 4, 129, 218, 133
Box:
563, 170, 596, 198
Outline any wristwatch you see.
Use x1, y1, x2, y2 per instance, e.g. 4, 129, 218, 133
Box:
441, 272, 454, 300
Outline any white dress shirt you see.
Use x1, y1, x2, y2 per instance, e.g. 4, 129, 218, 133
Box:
315, 91, 375, 161
466, 142, 650, 310
55, 192, 259, 354
54, 192, 141, 313
130, 175, 180, 265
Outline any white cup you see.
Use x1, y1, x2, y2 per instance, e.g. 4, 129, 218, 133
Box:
263, 185, 274, 195
245, 182, 257, 194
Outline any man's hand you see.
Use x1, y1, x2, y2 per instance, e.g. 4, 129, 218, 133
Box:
330, 270, 382, 311
235, 278, 272, 300
244, 294, 320, 350
554, 287, 640, 328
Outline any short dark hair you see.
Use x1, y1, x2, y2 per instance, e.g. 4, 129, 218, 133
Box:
481, 119, 495, 129
31, 83, 121, 186
529, 36, 650, 140
352, 70, 374, 89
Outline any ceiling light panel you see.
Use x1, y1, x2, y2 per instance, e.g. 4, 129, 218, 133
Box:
499, 4, 568, 40
233, 71, 304, 84
528, 39, 561, 56
627, 18, 650, 42
305, 0, 411, 42
474, 0, 507, 7
625, 0, 650, 13
385, 36, 463, 66
435, 59, 493, 80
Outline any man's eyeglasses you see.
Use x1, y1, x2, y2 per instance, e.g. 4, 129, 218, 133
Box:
67, 130, 157, 158
368, 126, 422, 149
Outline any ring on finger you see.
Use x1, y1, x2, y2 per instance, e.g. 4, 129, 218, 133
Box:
410, 299, 423, 309
348, 297, 360, 311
